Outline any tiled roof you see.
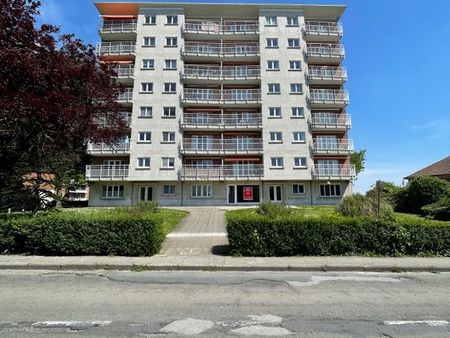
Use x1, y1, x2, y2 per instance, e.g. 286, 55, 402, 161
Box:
405, 156, 450, 179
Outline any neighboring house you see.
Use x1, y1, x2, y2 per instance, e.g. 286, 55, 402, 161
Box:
87, 1, 355, 207
405, 156, 450, 182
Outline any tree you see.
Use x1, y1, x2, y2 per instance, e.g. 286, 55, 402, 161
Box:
0, 0, 127, 212
350, 149, 366, 176
404, 176, 449, 214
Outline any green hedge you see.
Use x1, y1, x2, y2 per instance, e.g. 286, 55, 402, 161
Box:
0, 208, 173, 256
226, 211, 450, 257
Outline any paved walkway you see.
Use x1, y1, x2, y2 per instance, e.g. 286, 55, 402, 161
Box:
160, 207, 229, 256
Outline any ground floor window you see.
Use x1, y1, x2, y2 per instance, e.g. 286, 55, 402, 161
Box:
320, 184, 341, 197
191, 184, 212, 198
163, 185, 176, 195
102, 185, 124, 199
292, 184, 305, 195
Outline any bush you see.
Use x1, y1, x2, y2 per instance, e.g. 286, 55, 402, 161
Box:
366, 181, 405, 208
336, 194, 393, 219
256, 202, 292, 217
422, 195, 450, 221
403, 176, 449, 214
226, 210, 450, 257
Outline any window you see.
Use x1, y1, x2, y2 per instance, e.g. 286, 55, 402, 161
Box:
289, 60, 301, 71
291, 107, 304, 118
143, 37, 155, 47
165, 37, 177, 47
138, 131, 151, 142
139, 106, 153, 118
290, 83, 303, 94
268, 83, 280, 94
292, 184, 305, 195
145, 16, 156, 25
266, 38, 278, 48
320, 184, 341, 197
294, 157, 307, 168
162, 131, 175, 143
292, 132, 306, 143
163, 185, 176, 195
163, 82, 176, 93
102, 185, 124, 199
270, 157, 284, 168
287, 38, 300, 48
166, 15, 178, 25
265, 16, 277, 26
267, 60, 279, 70
163, 106, 176, 118
268, 107, 281, 118
137, 157, 150, 169
161, 157, 175, 169
164, 59, 177, 70
142, 59, 154, 69
287, 16, 299, 27
269, 131, 282, 142
191, 184, 212, 198
141, 82, 153, 93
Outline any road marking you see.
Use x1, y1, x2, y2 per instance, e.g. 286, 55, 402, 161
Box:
32, 321, 111, 328
166, 232, 227, 238
231, 325, 293, 336
248, 315, 283, 324
160, 318, 214, 335
384, 320, 449, 327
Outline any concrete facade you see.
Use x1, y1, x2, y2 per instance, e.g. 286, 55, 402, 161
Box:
88, 1, 355, 206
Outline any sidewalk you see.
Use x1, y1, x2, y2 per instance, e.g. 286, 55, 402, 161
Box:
1, 255, 449, 272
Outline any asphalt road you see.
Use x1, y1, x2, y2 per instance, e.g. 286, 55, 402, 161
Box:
0, 270, 449, 337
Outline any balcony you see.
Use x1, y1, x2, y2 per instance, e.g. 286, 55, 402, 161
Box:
99, 20, 137, 40
112, 64, 134, 80
305, 43, 344, 64
182, 42, 260, 60
312, 164, 356, 179
182, 19, 259, 38
303, 21, 343, 41
309, 113, 351, 131
181, 112, 262, 130
182, 88, 261, 106
182, 65, 260, 82
87, 142, 130, 155
179, 164, 263, 180
180, 138, 263, 155
117, 88, 133, 104
97, 42, 136, 57
85, 165, 129, 180
311, 139, 354, 155
308, 89, 349, 108
307, 66, 347, 85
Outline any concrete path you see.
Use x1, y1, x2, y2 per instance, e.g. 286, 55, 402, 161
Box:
160, 207, 229, 256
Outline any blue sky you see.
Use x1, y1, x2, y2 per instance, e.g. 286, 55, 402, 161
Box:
37, 0, 450, 193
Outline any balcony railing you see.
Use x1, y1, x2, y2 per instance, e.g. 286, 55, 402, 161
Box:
303, 21, 343, 36
118, 88, 133, 102
85, 165, 129, 180
312, 164, 356, 179
113, 64, 134, 78
100, 20, 137, 33
311, 139, 354, 154
94, 113, 132, 127
183, 19, 259, 34
97, 42, 136, 55
307, 66, 347, 81
182, 65, 260, 80
309, 89, 349, 105
182, 42, 260, 57
87, 142, 130, 154
306, 43, 345, 58
181, 113, 262, 128
180, 164, 264, 180
181, 138, 263, 153
182, 88, 261, 103
310, 113, 351, 130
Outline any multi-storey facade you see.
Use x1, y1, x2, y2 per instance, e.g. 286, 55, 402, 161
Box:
88, 1, 355, 206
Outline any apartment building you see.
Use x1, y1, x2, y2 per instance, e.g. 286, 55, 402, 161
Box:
87, 1, 355, 206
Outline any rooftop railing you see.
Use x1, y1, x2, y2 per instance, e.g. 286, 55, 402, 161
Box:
182, 88, 261, 103
303, 21, 343, 36
182, 42, 260, 57
183, 19, 259, 34
180, 164, 264, 180
100, 20, 137, 33
312, 164, 356, 179
182, 64, 260, 79
85, 165, 129, 180
97, 41, 136, 55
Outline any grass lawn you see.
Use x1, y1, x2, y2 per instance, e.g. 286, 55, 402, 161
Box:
158, 208, 189, 234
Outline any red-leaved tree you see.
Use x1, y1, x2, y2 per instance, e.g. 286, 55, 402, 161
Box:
0, 0, 127, 211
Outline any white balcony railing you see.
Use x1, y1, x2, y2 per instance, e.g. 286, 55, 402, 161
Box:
86, 165, 129, 180
183, 19, 259, 34
180, 164, 264, 180
97, 41, 136, 55
113, 64, 134, 78
307, 66, 347, 81
100, 20, 137, 33
181, 138, 263, 153
181, 113, 262, 128
312, 164, 356, 178
303, 21, 343, 36
87, 142, 130, 154
182, 42, 260, 57
309, 89, 349, 105
182, 65, 260, 80
311, 139, 354, 154
306, 43, 345, 58
118, 88, 133, 102
182, 88, 261, 103
310, 113, 351, 129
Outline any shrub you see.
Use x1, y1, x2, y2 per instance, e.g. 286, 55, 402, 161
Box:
365, 181, 405, 208
256, 202, 292, 217
403, 176, 449, 214
337, 194, 394, 220
422, 195, 450, 221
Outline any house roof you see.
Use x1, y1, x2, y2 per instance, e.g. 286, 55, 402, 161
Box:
405, 156, 450, 180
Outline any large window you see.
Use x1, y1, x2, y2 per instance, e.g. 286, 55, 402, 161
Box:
320, 184, 341, 197
102, 185, 124, 199
191, 185, 213, 198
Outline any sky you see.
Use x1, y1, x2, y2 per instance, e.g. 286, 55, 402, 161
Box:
36, 0, 450, 193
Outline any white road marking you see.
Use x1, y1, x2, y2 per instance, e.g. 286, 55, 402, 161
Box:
32, 321, 111, 328
160, 318, 214, 335
384, 320, 449, 327
287, 275, 402, 287
248, 314, 283, 324
231, 325, 293, 336
166, 232, 227, 238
